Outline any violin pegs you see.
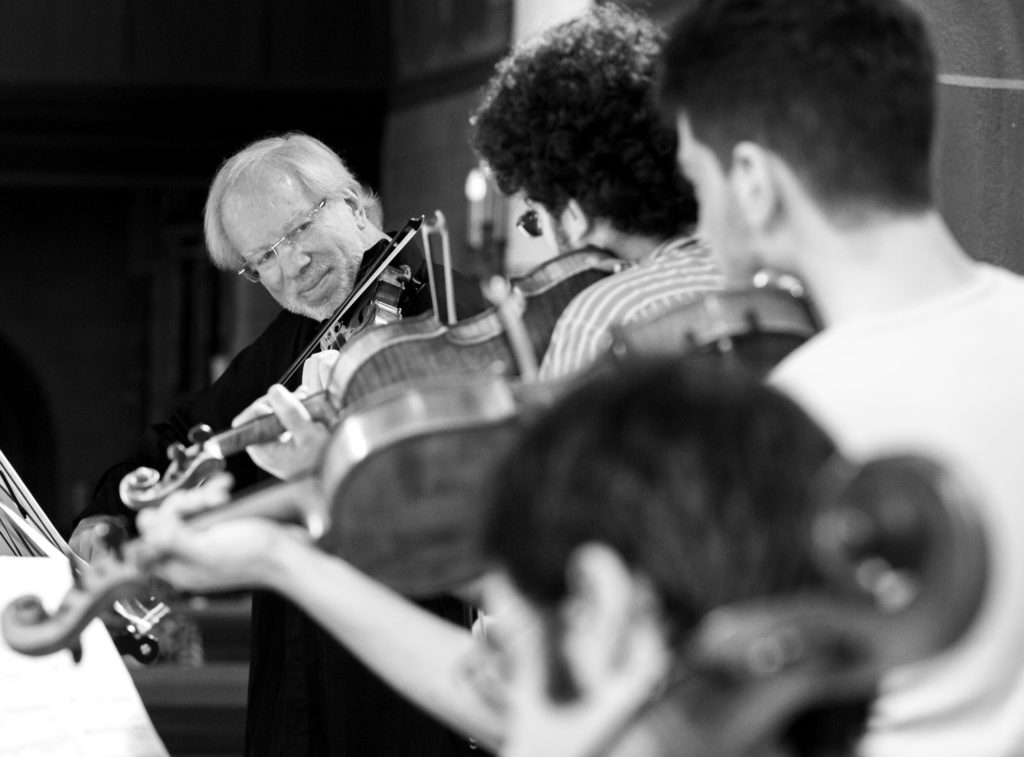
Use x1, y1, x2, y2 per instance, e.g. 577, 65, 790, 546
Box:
188, 424, 214, 445
69, 639, 83, 664
168, 442, 188, 465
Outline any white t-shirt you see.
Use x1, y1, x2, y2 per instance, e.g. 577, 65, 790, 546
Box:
770, 263, 1024, 757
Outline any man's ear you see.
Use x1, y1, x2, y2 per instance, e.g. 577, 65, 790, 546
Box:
560, 199, 592, 247
729, 141, 783, 235
340, 189, 369, 229
562, 543, 656, 688
352, 199, 369, 229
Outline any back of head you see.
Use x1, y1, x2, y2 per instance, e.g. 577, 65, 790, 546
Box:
484, 356, 835, 642
470, 4, 697, 239
203, 132, 382, 270
660, 0, 937, 219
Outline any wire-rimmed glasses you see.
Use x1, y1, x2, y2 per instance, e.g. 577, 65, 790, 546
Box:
237, 198, 328, 282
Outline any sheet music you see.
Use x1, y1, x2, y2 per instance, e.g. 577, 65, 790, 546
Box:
0, 555, 168, 757
0, 448, 74, 560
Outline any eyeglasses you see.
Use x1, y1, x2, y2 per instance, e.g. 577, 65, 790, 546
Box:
515, 208, 543, 239
237, 198, 328, 283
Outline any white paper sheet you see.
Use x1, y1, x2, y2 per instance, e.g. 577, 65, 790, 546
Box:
0, 555, 168, 757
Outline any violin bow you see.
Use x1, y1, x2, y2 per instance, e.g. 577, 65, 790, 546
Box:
278, 216, 425, 386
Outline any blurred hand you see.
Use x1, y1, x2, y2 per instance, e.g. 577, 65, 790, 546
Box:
69, 515, 125, 562
135, 473, 310, 593
232, 384, 330, 480
301, 349, 341, 394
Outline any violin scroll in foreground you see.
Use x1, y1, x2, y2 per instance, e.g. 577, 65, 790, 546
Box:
119, 391, 339, 510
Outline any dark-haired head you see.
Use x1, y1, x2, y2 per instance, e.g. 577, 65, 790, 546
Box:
470, 4, 697, 240
482, 356, 871, 755
659, 0, 937, 219
484, 355, 835, 641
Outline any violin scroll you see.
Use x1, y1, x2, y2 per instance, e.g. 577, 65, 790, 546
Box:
2, 543, 158, 662
118, 390, 340, 510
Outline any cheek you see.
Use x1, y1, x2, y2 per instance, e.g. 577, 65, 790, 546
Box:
259, 277, 287, 299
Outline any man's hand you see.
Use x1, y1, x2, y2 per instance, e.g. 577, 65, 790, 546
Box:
135, 473, 310, 593
232, 384, 330, 480
69, 515, 126, 562
301, 349, 341, 394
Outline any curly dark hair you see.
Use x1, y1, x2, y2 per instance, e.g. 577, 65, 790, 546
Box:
470, 4, 697, 240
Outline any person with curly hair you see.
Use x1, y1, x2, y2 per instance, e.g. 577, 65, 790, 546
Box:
470, 4, 721, 379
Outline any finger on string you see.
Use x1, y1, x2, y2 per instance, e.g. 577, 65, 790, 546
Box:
266, 384, 314, 431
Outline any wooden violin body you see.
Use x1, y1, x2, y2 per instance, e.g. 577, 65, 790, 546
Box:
331, 247, 623, 405
609, 274, 820, 379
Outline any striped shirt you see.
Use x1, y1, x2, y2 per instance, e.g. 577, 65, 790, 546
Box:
538, 236, 721, 379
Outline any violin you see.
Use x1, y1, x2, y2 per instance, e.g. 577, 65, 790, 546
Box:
608, 271, 820, 380
331, 246, 623, 406
118, 391, 340, 509
338, 264, 415, 339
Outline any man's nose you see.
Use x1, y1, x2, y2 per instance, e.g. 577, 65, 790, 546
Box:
277, 241, 311, 276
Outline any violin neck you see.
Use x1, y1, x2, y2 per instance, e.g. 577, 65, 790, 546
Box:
209, 391, 338, 458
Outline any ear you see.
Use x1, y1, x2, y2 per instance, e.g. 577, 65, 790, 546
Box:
562, 543, 658, 691
352, 199, 369, 229
339, 189, 369, 229
729, 141, 782, 235
559, 199, 592, 247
